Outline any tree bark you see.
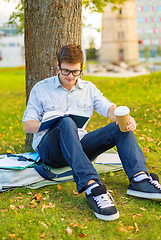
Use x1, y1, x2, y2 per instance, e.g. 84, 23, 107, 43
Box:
24, 0, 82, 150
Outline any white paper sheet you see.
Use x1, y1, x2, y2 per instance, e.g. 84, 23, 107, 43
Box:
0, 157, 35, 169
95, 153, 122, 165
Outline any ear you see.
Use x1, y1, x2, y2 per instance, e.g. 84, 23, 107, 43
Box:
57, 61, 60, 70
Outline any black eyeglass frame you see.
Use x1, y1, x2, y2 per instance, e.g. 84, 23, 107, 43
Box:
59, 64, 82, 76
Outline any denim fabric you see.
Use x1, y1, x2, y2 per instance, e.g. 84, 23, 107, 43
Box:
22, 74, 115, 150
38, 117, 147, 193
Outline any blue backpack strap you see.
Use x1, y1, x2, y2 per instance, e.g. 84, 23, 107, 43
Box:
34, 165, 73, 181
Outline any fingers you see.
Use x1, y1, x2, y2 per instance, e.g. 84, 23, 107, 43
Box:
126, 116, 136, 132
116, 116, 136, 132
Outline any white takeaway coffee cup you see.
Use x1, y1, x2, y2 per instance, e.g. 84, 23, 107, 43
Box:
114, 106, 130, 132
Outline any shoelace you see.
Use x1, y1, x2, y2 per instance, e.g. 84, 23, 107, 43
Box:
149, 176, 161, 190
93, 192, 114, 209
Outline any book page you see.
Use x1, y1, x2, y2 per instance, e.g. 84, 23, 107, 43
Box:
0, 157, 35, 169
95, 152, 122, 165
43, 111, 64, 121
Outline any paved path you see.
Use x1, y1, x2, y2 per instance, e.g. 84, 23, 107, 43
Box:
84, 70, 150, 78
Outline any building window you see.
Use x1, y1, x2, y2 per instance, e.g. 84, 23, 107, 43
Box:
144, 40, 150, 45
154, 18, 160, 22
139, 39, 161, 46
137, 18, 145, 23
144, 6, 152, 11
153, 39, 159, 45
137, 6, 142, 11
119, 8, 122, 15
139, 50, 144, 58
9, 43, 16, 47
137, 29, 142, 34
119, 49, 124, 61
137, 28, 161, 34
118, 31, 124, 40
150, 50, 156, 57
137, 6, 161, 11
145, 29, 152, 34
137, 18, 161, 23
0, 51, 2, 61
155, 6, 161, 11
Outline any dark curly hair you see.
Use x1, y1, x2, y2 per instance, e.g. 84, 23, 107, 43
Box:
57, 44, 84, 69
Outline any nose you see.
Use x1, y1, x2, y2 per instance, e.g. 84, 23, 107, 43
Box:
68, 72, 73, 77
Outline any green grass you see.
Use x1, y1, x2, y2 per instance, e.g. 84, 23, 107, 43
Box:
0, 68, 161, 240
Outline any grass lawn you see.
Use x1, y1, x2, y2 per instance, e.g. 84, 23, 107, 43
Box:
0, 68, 161, 240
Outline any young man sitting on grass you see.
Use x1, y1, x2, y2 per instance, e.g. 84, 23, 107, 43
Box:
23, 44, 161, 221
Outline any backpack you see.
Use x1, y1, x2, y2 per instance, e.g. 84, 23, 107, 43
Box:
0, 150, 122, 192
0, 153, 73, 192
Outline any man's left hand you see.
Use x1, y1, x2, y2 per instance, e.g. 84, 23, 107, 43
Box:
126, 116, 136, 132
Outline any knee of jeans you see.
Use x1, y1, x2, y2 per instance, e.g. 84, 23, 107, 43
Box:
110, 122, 120, 132
115, 123, 134, 137
111, 122, 126, 136
58, 116, 77, 129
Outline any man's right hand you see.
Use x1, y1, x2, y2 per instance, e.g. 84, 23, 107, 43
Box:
23, 120, 41, 133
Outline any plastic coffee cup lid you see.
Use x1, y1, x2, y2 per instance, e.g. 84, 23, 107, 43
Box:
114, 106, 130, 116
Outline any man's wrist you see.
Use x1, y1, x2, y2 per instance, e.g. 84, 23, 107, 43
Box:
107, 105, 117, 121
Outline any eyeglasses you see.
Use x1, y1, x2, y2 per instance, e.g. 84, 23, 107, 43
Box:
59, 65, 82, 76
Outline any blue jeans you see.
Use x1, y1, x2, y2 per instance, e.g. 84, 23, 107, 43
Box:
38, 117, 147, 193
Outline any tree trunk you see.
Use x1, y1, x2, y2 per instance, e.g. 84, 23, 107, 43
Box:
24, 0, 82, 151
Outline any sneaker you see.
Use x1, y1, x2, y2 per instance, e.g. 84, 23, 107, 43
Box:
127, 173, 161, 200
86, 184, 119, 221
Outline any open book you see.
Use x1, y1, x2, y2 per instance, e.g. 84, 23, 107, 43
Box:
95, 152, 122, 165
0, 156, 35, 169
38, 111, 89, 132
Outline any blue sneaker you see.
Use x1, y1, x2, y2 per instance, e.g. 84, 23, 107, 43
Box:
127, 173, 161, 200
86, 185, 119, 221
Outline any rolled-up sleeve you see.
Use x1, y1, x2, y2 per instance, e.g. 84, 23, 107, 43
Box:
22, 85, 42, 123
93, 85, 115, 118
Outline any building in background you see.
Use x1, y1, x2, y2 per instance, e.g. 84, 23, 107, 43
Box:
100, 0, 161, 65
0, 23, 18, 36
0, 24, 24, 67
136, 0, 161, 61
100, 0, 139, 65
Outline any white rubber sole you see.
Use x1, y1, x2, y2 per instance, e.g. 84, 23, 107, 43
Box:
127, 189, 161, 201
94, 211, 119, 221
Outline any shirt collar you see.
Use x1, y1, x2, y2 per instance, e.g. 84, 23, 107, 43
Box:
54, 73, 85, 90
76, 78, 85, 89
54, 73, 62, 88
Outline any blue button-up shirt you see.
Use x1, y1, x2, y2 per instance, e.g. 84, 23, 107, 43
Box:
23, 74, 115, 150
